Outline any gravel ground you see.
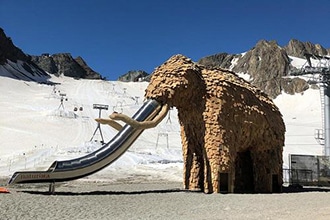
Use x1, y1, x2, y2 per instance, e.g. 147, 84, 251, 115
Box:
1, 178, 330, 220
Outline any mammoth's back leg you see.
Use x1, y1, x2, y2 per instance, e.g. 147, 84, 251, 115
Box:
250, 148, 283, 193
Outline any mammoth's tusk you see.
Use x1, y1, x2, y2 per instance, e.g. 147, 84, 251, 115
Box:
110, 104, 169, 129
95, 118, 123, 131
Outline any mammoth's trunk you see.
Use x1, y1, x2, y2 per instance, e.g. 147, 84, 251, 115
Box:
109, 103, 169, 129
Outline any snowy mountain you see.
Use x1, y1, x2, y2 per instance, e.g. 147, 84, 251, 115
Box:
0, 56, 324, 183
0, 28, 102, 81
0, 66, 183, 182
0, 27, 326, 184
197, 39, 329, 99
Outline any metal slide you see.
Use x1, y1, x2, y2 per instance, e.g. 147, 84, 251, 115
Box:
8, 99, 161, 185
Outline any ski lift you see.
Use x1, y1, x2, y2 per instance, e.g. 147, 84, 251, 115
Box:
113, 101, 124, 113
166, 108, 172, 124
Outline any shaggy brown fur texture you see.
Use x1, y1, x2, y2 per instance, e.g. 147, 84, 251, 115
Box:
145, 54, 285, 193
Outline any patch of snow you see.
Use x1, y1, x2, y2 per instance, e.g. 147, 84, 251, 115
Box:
0, 61, 326, 184
236, 72, 252, 82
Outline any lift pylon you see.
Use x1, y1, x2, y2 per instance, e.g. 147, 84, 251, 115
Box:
290, 53, 330, 156
90, 104, 109, 144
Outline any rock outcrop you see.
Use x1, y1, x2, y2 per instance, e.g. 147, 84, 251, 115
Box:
197, 53, 239, 70
74, 56, 103, 79
1, 28, 102, 81
31, 53, 102, 79
281, 77, 310, 95
117, 70, 149, 82
0, 28, 29, 65
198, 39, 330, 98
284, 39, 328, 58
0, 28, 49, 81
232, 40, 290, 98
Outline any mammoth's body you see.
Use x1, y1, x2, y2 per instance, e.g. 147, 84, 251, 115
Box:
145, 55, 285, 193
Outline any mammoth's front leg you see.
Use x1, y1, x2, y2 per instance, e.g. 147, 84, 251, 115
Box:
181, 125, 204, 191
203, 130, 232, 193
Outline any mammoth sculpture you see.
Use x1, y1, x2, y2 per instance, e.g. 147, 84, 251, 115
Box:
97, 54, 285, 194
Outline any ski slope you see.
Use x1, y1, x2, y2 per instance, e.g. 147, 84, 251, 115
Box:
0, 59, 324, 183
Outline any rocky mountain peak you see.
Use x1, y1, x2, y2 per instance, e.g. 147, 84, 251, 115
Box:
31, 53, 103, 79
74, 56, 102, 79
198, 39, 315, 98
197, 52, 239, 70
0, 28, 49, 81
117, 70, 149, 82
284, 39, 329, 58
0, 28, 29, 65
1, 28, 103, 81
233, 39, 290, 98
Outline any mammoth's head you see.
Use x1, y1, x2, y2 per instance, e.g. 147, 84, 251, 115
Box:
145, 54, 204, 108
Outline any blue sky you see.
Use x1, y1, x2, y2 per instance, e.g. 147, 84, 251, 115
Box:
1, 0, 330, 80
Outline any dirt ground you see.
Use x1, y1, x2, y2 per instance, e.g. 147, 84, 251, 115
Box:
1, 178, 330, 220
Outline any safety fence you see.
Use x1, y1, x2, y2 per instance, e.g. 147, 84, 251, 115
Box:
283, 154, 330, 186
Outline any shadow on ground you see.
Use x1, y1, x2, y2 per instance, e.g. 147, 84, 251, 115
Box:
16, 184, 330, 196
282, 185, 330, 193
20, 188, 187, 196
